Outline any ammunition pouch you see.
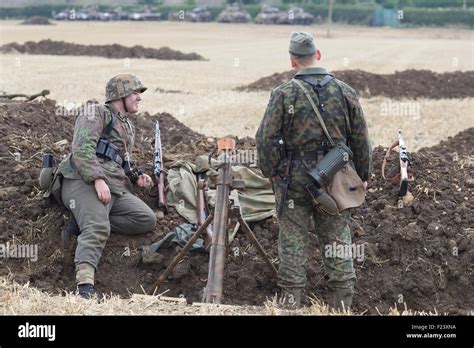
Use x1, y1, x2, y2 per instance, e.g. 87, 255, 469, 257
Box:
95, 109, 124, 166
96, 137, 123, 166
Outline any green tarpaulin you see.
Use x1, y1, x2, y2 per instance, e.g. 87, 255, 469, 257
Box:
166, 155, 276, 224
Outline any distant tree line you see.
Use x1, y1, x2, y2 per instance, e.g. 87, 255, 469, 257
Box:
0, 1, 471, 27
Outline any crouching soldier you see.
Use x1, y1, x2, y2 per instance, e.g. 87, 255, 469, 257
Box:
57, 74, 157, 299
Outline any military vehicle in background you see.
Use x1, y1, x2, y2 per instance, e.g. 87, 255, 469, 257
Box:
167, 10, 182, 21
129, 10, 162, 21
53, 7, 100, 21
278, 7, 314, 25
53, 6, 161, 21
254, 6, 281, 24
169, 7, 211, 22
216, 3, 252, 23
255, 6, 314, 25
187, 7, 212, 22
52, 11, 68, 20
99, 11, 115, 21
51, 5, 312, 24
113, 7, 130, 20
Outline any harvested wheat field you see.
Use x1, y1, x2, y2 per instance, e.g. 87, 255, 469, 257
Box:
1, 21, 473, 147
0, 19, 473, 325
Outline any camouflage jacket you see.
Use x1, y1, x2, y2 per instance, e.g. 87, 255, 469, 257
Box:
58, 103, 136, 195
256, 67, 372, 204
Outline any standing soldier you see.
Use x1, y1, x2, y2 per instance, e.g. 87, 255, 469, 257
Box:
256, 32, 371, 310
58, 74, 157, 299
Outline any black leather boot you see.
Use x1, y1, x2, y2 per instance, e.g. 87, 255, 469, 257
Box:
78, 283, 96, 299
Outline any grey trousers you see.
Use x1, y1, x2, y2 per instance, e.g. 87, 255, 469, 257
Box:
61, 178, 156, 270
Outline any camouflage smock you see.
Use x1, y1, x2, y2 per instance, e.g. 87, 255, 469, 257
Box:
58, 103, 136, 195
256, 67, 372, 205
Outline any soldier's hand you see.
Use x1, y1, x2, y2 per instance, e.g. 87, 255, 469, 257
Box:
137, 174, 152, 188
94, 178, 111, 205
363, 181, 368, 189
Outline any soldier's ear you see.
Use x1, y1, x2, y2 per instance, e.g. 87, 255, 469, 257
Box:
290, 55, 297, 68
316, 49, 321, 61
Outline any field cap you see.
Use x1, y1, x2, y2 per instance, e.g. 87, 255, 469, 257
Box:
289, 31, 316, 56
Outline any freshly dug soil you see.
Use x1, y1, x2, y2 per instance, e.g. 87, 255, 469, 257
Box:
0, 97, 472, 314
0, 39, 206, 61
236, 69, 474, 99
21, 17, 53, 25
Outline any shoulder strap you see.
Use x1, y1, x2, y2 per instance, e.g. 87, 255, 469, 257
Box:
318, 75, 335, 88
295, 74, 334, 90
293, 79, 336, 147
100, 106, 116, 139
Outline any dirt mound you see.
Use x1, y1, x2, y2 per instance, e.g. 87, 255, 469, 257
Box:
0, 39, 206, 61
351, 131, 473, 314
237, 69, 474, 99
21, 16, 53, 25
0, 98, 472, 314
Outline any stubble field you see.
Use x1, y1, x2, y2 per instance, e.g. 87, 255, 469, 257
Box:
0, 20, 473, 149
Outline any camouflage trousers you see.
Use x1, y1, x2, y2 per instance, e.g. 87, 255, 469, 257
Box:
61, 178, 156, 284
276, 194, 356, 291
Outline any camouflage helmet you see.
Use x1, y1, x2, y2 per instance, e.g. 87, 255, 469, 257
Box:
105, 74, 147, 103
